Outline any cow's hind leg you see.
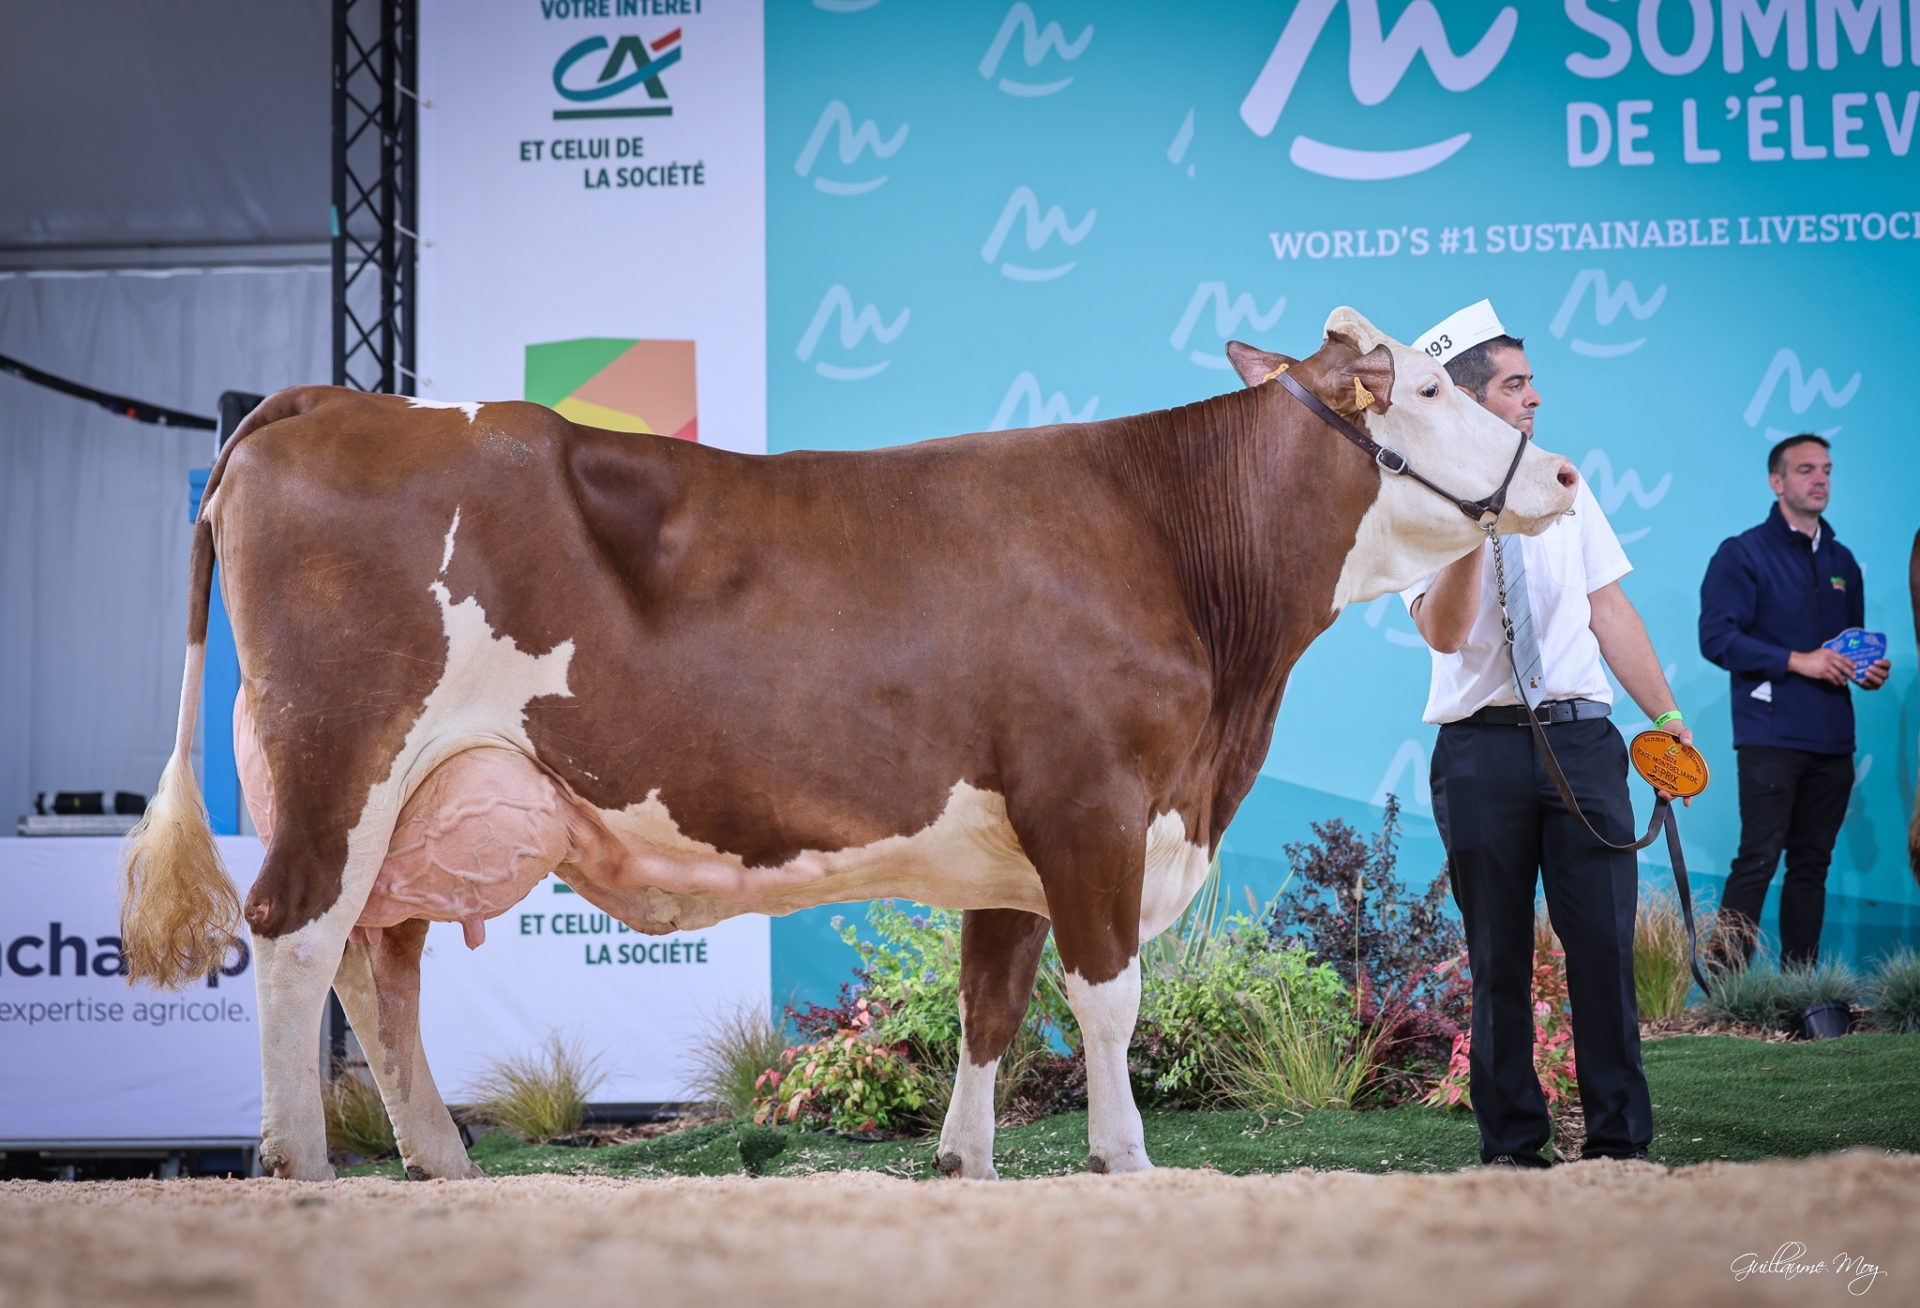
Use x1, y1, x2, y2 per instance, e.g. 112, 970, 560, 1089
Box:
936, 908, 1050, 1180
251, 932, 335, 1179
249, 806, 404, 1180
332, 919, 479, 1179
252, 903, 363, 1180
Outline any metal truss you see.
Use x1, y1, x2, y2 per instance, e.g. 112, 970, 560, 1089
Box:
332, 0, 418, 394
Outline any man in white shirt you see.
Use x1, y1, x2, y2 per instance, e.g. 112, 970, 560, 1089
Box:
1403, 301, 1691, 1167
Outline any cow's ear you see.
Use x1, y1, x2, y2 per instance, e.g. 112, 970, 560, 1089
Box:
1323, 306, 1392, 353
1225, 341, 1298, 390
1331, 343, 1395, 417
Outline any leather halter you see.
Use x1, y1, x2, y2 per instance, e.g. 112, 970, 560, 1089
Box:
1266, 365, 1531, 528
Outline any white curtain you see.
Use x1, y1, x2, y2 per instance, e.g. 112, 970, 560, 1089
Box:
0, 264, 329, 830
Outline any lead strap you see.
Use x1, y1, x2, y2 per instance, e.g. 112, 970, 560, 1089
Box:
1488, 527, 1710, 994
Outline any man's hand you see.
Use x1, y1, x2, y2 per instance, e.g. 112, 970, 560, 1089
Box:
1859, 657, 1891, 690
1587, 583, 1694, 807
1789, 647, 1860, 685
1654, 717, 1695, 807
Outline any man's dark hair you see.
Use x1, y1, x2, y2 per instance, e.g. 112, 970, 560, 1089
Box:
1444, 334, 1527, 399
1768, 432, 1830, 475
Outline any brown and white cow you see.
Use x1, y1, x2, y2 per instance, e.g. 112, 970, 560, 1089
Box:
122, 307, 1575, 1181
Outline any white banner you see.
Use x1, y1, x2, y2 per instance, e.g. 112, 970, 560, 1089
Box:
412, 0, 773, 1103
418, 0, 766, 454
1, 840, 770, 1136
0, 837, 264, 1144
417, 879, 769, 1104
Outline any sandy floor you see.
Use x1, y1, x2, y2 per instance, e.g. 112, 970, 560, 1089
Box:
1, 1153, 1912, 1307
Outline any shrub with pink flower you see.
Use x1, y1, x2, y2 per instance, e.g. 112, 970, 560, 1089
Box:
750, 998, 929, 1134
1424, 946, 1578, 1110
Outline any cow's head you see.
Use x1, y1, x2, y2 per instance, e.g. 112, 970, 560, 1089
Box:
1226, 306, 1576, 607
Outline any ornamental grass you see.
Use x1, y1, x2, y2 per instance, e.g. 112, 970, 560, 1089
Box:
1217, 985, 1383, 1113
1633, 886, 1697, 1021
322, 1059, 396, 1160
1701, 959, 1863, 1033
1866, 948, 1920, 1033
684, 1001, 789, 1118
460, 1032, 607, 1143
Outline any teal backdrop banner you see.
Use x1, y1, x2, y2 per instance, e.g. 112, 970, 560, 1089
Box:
764, 0, 1920, 1007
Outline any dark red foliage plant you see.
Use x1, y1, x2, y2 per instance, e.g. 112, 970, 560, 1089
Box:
1269, 795, 1471, 1104
787, 981, 887, 1043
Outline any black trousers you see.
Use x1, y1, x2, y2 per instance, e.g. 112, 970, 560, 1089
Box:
1430, 718, 1651, 1163
1720, 746, 1853, 967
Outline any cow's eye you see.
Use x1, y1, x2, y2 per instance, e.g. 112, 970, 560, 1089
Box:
1419, 382, 1439, 398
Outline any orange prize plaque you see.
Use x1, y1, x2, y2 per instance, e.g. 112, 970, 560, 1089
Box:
1629, 731, 1710, 798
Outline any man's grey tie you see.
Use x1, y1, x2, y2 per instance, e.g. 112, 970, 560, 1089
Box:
1494, 534, 1544, 709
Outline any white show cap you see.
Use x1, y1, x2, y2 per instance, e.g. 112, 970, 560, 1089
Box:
1413, 299, 1506, 365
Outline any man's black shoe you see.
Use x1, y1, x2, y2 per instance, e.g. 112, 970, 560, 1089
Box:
1580, 1148, 1649, 1162
1484, 1153, 1551, 1170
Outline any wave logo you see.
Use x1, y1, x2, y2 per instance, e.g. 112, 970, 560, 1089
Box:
795, 286, 910, 381
1580, 449, 1670, 544
1372, 739, 1433, 812
981, 187, 1096, 281
552, 28, 680, 120
1170, 283, 1286, 370
1743, 349, 1860, 439
1239, 0, 1517, 180
980, 3, 1092, 97
794, 101, 908, 196
989, 373, 1098, 430
1548, 270, 1665, 358
1362, 593, 1427, 648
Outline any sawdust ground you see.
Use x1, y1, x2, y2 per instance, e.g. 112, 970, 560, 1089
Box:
1, 1152, 1912, 1308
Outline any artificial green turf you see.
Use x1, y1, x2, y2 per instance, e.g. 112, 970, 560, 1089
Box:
1643, 1033, 1920, 1166
338, 1032, 1918, 1180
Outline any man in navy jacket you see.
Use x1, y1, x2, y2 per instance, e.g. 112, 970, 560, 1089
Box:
1699, 435, 1891, 966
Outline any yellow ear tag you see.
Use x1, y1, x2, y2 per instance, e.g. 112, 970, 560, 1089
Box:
1260, 363, 1290, 384
1354, 378, 1376, 411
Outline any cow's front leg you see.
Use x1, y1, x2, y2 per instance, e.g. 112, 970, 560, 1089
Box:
1008, 786, 1153, 1176
937, 908, 1051, 1180
1063, 954, 1148, 1174
332, 919, 479, 1180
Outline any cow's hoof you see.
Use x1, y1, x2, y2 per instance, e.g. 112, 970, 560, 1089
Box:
936, 1152, 965, 1178
1087, 1151, 1152, 1176
1086, 1155, 1108, 1174
261, 1145, 334, 1181
405, 1164, 431, 1182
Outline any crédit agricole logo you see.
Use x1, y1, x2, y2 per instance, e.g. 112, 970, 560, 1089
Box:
553, 25, 683, 119
525, 7, 706, 193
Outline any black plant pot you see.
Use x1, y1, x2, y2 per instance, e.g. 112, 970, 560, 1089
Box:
1800, 999, 1851, 1041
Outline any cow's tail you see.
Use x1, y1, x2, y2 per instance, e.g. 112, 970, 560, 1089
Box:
120, 515, 241, 990
119, 388, 325, 987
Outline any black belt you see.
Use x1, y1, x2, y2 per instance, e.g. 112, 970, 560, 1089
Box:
1461, 698, 1611, 727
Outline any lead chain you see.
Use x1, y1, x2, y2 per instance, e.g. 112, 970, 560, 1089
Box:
1484, 524, 1518, 650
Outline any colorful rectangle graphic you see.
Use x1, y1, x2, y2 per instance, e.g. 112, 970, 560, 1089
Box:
526, 337, 698, 443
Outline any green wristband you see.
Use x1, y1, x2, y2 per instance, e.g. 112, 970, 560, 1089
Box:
1653, 710, 1684, 730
